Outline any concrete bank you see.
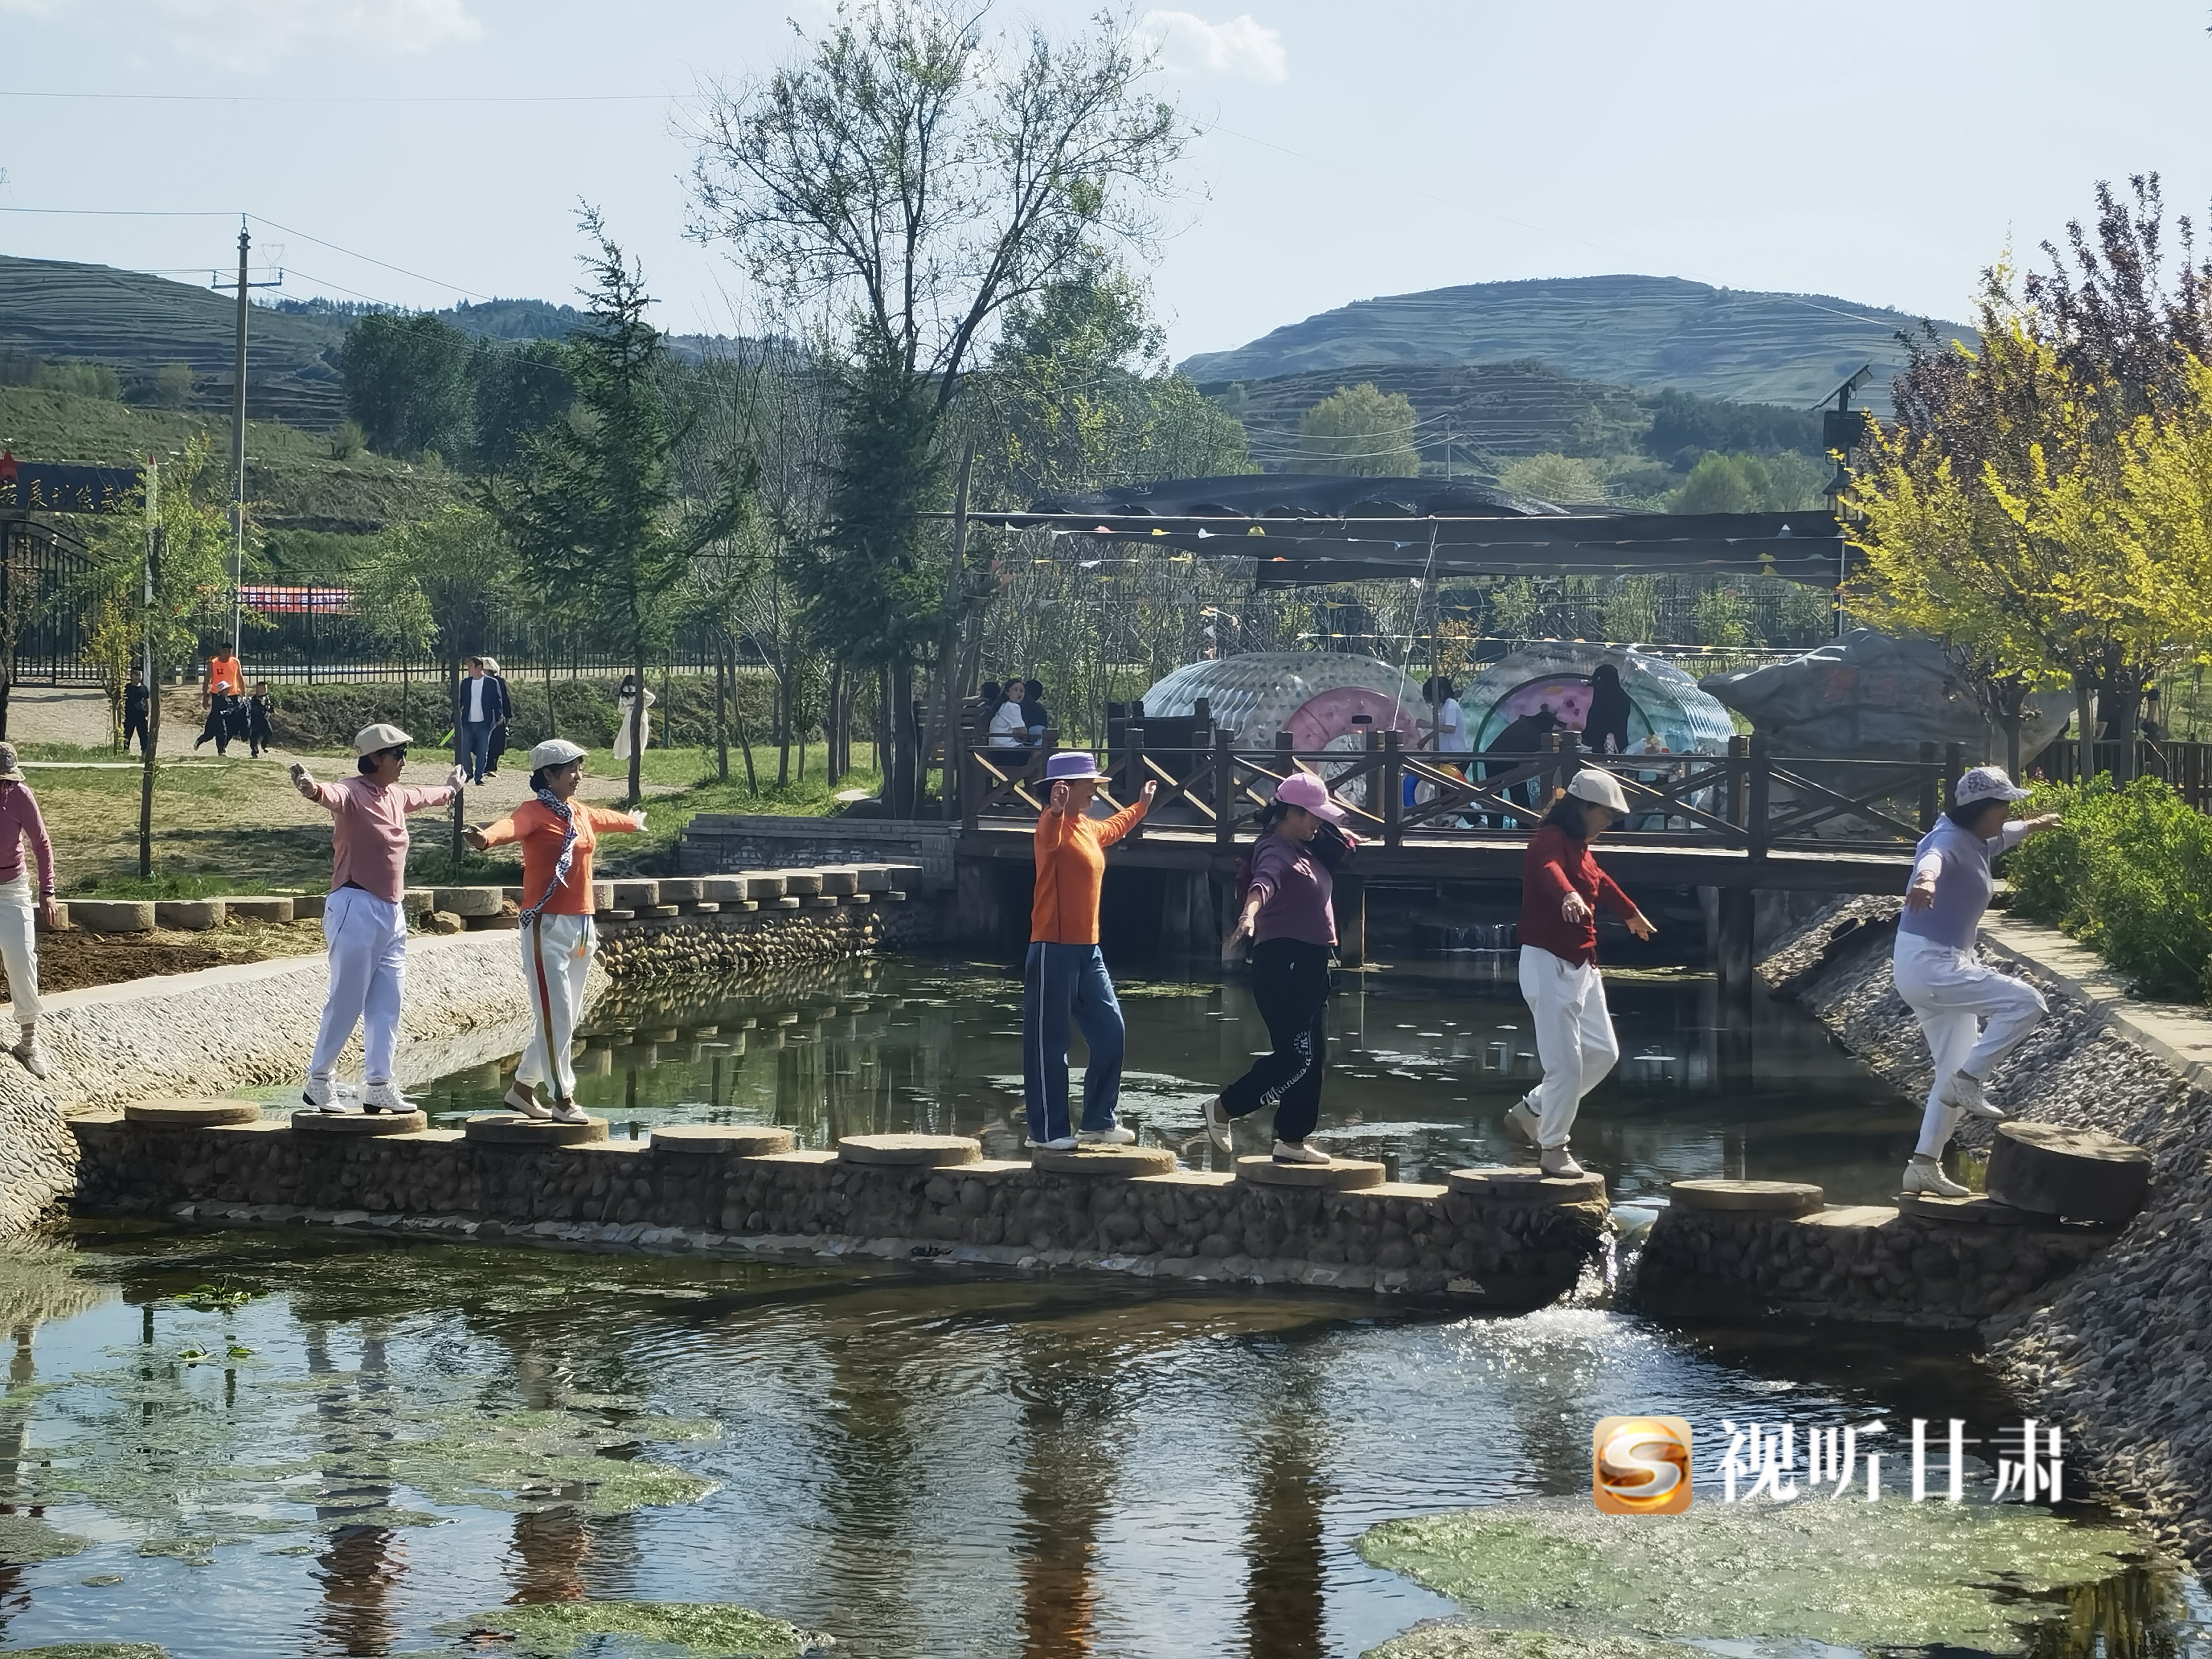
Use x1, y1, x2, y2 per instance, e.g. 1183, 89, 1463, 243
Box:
65, 1124, 1611, 1307
1764, 897, 2212, 1572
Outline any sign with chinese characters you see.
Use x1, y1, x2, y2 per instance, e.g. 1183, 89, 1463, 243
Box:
1591, 1418, 2064, 1509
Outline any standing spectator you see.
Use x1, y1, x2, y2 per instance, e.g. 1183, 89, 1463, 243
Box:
1425, 676, 1468, 762
1204, 772, 1349, 1166
245, 680, 275, 759
0, 745, 59, 1080
121, 667, 150, 757
1479, 705, 1561, 822
1022, 751, 1154, 1150
289, 725, 466, 1113
987, 679, 1028, 749
613, 673, 656, 764
1017, 679, 1051, 746
481, 657, 513, 777
194, 681, 239, 755
455, 657, 509, 786
1584, 663, 1633, 756
466, 739, 644, 1123
203, 644, 242, 709
1505, 770, 1656, 1178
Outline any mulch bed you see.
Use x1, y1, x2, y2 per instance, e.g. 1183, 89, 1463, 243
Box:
14, 923, 324, 995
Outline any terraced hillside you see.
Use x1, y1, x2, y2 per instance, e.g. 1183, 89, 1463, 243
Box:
0, 255, 349, 429
1182, 274, 1976, 412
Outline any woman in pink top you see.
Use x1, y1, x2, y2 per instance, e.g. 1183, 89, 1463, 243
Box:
0, 744, 59, 1080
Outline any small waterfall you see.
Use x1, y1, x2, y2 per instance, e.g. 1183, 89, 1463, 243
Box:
1566, 1200, 1663, 1308
1442, 922, 1518, 953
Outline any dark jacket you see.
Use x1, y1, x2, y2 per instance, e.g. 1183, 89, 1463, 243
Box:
1483, 710, 1560, 758
124, 684, 148, 721
455, 673, 510, 727
1584, 672, 1633, 756
246, 693, 274, 736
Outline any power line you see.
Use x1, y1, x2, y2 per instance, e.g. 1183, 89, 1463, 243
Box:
0, 89, 697, 105
244, 214, 495, 302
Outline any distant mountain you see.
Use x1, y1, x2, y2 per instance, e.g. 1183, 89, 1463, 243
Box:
1179, 275, 1975, 413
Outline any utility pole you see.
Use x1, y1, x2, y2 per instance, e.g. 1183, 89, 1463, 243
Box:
219, 219, 281, 667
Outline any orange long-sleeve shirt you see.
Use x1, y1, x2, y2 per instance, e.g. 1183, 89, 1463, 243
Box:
477, 799, 642, 915
1030, 798, 1147, 944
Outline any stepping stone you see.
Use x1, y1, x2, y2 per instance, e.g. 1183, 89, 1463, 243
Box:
591, 882, 615, 912
649, 1125, 795, 1157
640, 903, 681, 920
1897, 1193, 2033, 1225
782, 870, 825, 898
658, 878, 704, 903
741, 873, 787, 901
154, 898, 225, 930
225, 896, 294, 923
292, 895, 326, 921
1665, 1178, 1823, 1215
463, 1112, 609, 1147
611, 880, 660, 908
124, 1097, 262, 1128
838, 1133, 980, 1168
433, 886, 501, 918
292, 1109, 428, 1136
401, 888, 434, 916
71, 899, 153, 934
1986, 1121, 2152, 1226
1031, 1144, 1177, 1177
1236, 1154, 1384, 1190
772, 897, 801, 910
1448, 1165, 1610, 1203
699, 876, 746, 902
687, 902, 722, 915
817, 868, 859, 896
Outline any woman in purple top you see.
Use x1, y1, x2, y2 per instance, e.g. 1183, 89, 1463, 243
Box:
1203, 772, 1346, 1167
0, 744, 58, 1079
1893, 765, 2059, 1197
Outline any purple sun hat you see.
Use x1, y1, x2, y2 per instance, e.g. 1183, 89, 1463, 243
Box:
1044, 751, 1103, 783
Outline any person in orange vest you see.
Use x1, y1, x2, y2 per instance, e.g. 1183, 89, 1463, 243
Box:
204, 646, 242, 707
1022, 751, 1155, 1150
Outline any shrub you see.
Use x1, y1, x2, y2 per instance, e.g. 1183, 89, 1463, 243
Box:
2007, 776, 2212, 1002
265, 672, 786, 754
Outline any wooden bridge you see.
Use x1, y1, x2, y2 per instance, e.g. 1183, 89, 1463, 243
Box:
955, 705, 1960, 996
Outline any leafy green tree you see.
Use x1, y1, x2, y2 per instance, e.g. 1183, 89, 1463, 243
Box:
339, 313, 475, 461
1293, 383, 1420, 477
469, 338, 574, 472
1498, 452, 1607, 504
1670, 450, 1826, 514
1599, 575, 1660, 642
152, 362, 194, 409
689, 0, 1190, 813
1691, 583, 1751, 646
487, 211, 745, 804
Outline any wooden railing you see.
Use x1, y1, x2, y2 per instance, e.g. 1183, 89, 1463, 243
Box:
2027, 739, 2212, 812
961, 720, 1958, 854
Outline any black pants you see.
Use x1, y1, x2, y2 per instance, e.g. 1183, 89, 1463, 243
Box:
194, 711, 229, 754
1223, 938, 1332, 1144
123, 712, 149, 754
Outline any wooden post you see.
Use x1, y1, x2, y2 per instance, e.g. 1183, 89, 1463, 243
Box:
1382, 729, 1404, 848
1124, 722, 1146, 840
960, 734, 980, 833
1944, 742, 1964, 808
1746, 732, 1770, 856
1725, 734, 1748, 840
1276, 730, 1294, 778
1717, 886, 1756, 1010
1213, 729, 1236, 850
1918, 740, 1939, 830
1337, 874, 1366, 969
947, 695, 969, 826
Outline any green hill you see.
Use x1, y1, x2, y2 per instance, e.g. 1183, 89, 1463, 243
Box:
0, 384, 446, 533
1180, 274, 1975, 412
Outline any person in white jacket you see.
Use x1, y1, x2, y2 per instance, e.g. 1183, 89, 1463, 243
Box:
613, 675, 656, 762
1892, 765, 2059, 1197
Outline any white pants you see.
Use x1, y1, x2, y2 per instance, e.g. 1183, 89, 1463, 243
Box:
516, 912, 594, 1100
309, 886, 408, 1084
0, 873, 41, 1026
1892, 933, 2047, 1158
1518, 944, 1620, 1149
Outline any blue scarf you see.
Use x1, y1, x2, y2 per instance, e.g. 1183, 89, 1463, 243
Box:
519, 788, 578, 926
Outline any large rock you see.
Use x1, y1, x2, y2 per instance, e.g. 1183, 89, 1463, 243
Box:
1700, 629, 2068, 765
69, 900, 153, 934
1985, 1121, 2152, 1226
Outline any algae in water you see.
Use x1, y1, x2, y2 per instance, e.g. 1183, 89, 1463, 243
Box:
1364, 1627, 1705, 1659
1358, 1497, 2150, 1654
0, 1510, 90, 1564
2, 1647, 167, 1659
434, 1602, 832, 1657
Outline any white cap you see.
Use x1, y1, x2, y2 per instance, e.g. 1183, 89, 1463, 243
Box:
1954, 765, 2030, 807
529, 738, 587, 770
1567, 767, 1631, 815
353, 723, 412, 756
479, 656, 501, 673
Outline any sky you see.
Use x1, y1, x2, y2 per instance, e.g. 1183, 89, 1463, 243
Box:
3, 1, 2210, 366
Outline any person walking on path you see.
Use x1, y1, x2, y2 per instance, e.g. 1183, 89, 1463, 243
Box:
194, 681, 239, 755
290, 724, 465, 1114
1023, 751, 1155, 1150
0, 746, 60, 1080
121, 668, 150, 756
245, 680, 275, 759
203, 645, 241, 709
1893, 766, 2059, 1197
466, 739, 644, 1124
613, 675, 656, 763
1503, 768, 1656, 1178
455, 657, 510, 786
1203, 772, 1351, 1167
481, 657, 512, 777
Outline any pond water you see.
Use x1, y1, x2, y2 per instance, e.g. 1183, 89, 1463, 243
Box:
2, 955, 2204, 1658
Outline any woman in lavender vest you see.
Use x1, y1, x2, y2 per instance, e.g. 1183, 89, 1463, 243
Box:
1893, 766, 2059, 1197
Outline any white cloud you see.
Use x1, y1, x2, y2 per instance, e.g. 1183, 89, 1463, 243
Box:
1137, 11, 1287, 83
3, 0, 483, 70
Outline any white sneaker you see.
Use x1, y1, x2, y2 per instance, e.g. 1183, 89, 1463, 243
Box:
1903, 1156, 1971, 1198
1272, 1139, 1330, 1165
1539, 1144, 1586, 1179
301, 1076, 345, 1113
504, 1083, 554, 1121
1502, 1098, 1541, 1146
1078, 1124, 1136, 1146
359, 1081, 408, 1114
548, 1101, 590, 1126
14, 1034, 50, 1081
1938, 1070, 2005, 1120
1025, 1135, 1079, 1152
1202, 1096, 1235, 1156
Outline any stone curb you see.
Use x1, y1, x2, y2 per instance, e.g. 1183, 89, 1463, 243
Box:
1982, 916, 2212, 1093
292, 1109, 428, 1136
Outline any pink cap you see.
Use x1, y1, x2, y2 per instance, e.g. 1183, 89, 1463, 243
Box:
1274, 771, 1344, 822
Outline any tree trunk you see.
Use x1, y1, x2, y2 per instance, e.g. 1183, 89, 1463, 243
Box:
626, 646, 646, 805
825, 661, 845, 786
889, 655, 917, 817
2074, 676, 2096, 786
2105, 684, 2144, 784
732, 678, 758, 794
138, 677, 159, 880
876, 666, 892, 794
775, 663, 791, 788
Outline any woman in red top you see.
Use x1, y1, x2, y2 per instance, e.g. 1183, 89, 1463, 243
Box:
467, 738, 643, 1123
1507, 768, 1655, 1178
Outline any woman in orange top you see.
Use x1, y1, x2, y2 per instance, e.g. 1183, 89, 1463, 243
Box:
466, 738, 643, 1123
1023, 751, 1155, 1150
